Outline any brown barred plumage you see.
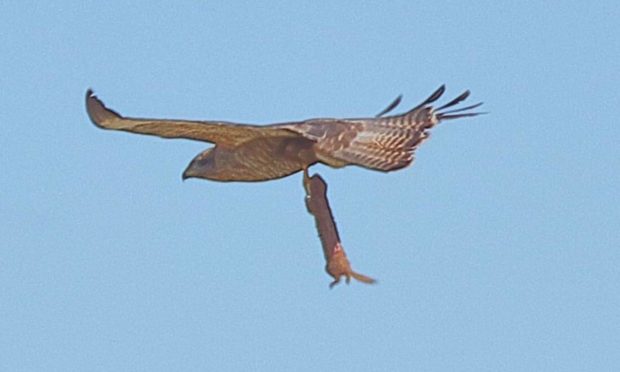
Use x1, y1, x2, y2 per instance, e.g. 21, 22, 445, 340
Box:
86, 86, 483, 182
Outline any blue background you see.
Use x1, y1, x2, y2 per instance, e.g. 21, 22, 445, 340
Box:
2, 1, 619, 370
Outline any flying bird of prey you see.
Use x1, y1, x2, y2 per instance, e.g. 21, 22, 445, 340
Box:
85, 86, 482, 181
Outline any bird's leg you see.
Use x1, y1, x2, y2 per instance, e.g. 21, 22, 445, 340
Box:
302, 167, 313, 213
302, 167, 311, 195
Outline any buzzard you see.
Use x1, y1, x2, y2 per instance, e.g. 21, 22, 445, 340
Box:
85, 86, 482, 181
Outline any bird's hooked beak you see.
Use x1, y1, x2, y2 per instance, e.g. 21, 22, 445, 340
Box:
182, 164, 196, 181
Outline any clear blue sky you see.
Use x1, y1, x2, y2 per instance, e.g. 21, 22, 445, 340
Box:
2, 1, 619, 371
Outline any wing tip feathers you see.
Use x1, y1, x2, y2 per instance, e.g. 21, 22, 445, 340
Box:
376, 94, 403, 117
85, 88, 121, 128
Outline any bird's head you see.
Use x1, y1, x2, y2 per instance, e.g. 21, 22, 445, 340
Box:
182, 148, 216, 181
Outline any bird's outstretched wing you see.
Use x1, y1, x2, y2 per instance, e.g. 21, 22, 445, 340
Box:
85, 90, 299, 147
283, 85, 484, 172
